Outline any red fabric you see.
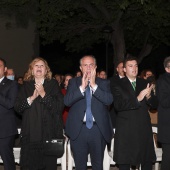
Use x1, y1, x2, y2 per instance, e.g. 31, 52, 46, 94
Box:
61, 89, 70, 125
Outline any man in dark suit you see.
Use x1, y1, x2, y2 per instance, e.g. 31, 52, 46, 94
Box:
64, 55, 113, 170
156, 56, 170, 170
112, 57, 156, 170
0, 58, 18, 170
109, 61, 125, 128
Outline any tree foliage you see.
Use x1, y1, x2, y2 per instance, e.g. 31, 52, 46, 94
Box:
1, 0, 170, 65
38, 0, 170, 64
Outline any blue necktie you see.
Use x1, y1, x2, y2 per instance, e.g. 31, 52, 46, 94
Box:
85, 83, 93, 129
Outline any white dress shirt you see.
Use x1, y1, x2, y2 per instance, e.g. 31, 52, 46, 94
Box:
80, 84, 98, 122
0, 76, 4, 83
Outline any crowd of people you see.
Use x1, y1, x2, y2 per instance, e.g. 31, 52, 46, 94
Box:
0, 55, 170, 170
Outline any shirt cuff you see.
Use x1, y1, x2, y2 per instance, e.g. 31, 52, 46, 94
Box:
79, 86, 85, 95
91, 84, 98, 92
27, 97, 32, 105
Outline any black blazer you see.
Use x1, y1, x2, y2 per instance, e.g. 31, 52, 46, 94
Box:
112, 77, 156, 165
156, 72, 170, 143
0, 77, 18, 138
64, 77, 113, 143
109, 75, 121, 128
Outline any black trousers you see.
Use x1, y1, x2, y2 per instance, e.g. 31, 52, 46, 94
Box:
44, 155, 57, 170
119, 162, 152, 170
21, 156, 57, 170
0, 135, 16, 170
70, 124, 106, 170
161, 143, 170, 170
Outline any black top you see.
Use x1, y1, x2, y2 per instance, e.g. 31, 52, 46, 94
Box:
14, 79, 64, 169
157, 72, 170, 143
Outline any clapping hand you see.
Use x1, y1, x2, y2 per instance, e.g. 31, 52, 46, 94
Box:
35, 82, 46, 98
145, 83, 153, 99
89, 66, 97, 88
29, 89, 39, 104
137, 83, 153, 102
81, 72, 89, 91
81, 66, 97, 90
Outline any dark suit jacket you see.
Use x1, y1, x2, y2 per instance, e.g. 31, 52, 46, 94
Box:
112, 77, 156, 165
64, 77, 113, 143
109, 75, 121, 128
156, 72, 170, 143
0, 77, 18, 138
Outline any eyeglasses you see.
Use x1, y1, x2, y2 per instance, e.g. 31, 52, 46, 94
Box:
81, 63, 95, 68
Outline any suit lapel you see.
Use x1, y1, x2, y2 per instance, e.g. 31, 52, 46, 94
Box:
76, 77, 82, 88
75, 77, 87, 116
95, 78, 100, 85
124, 77, 136, 96
135, 78, 145, 96
0, 77, 8, 86
91, 78, 100, 116
91, 78, 100, 102
136, 78, 140, 95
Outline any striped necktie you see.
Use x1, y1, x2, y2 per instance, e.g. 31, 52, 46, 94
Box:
131, 81, 136, 90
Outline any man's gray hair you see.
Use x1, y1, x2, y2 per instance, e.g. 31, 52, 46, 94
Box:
164, 56, 170, 68
79, 55, 97, 66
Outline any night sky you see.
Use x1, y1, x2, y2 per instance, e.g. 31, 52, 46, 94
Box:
40, 41, 111, 76
40, 41, 170, 78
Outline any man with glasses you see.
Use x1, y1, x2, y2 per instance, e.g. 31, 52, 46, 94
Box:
156, 56, 170, 170
64, 55, 113, 170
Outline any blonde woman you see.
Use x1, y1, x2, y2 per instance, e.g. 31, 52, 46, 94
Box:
15, 57, 64, 170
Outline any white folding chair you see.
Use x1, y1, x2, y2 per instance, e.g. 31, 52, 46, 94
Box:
13, 147, 21, 164
56, 137, 67, 170
13, 128, 21, 164
0, 155, 3, 163
152, 126, 162, 170
103, 137, 116, 170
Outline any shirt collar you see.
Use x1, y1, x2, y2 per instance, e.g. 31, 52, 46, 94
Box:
0, 76, 5, 83
128, 78, 136, 83
119, 75, 124, 79
35, 79, 45, 84
41, 79, 45, 84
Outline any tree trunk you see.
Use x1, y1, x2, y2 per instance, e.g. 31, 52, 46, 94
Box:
110, 23, 126, 73
138, 44, 153, 64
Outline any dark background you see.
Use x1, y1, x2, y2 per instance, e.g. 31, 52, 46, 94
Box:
40, 41, 170, 78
